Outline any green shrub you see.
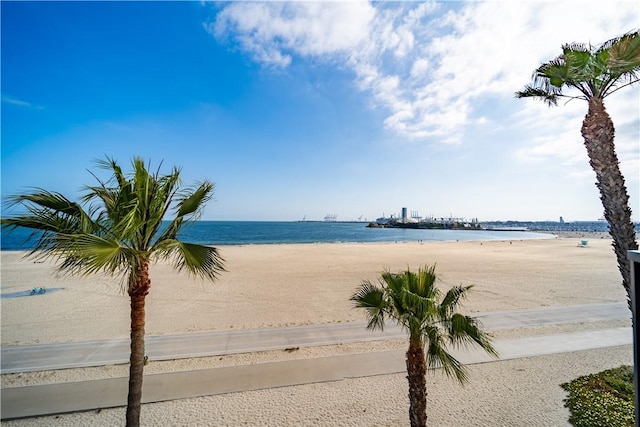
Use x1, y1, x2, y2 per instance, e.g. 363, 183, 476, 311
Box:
562, 365, 635, 427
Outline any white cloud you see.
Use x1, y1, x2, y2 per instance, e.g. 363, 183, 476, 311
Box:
206, 1, 639, 150
409, 58, 429, 78
2, 95, 35, 108
207, 1, 375, 67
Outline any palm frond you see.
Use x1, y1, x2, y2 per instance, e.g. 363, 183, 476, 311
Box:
351, 281, 387, 331
1, 190, 103, 258
176, 181, 214, 218
381, 271, 408, 314
605, 30, 640, 87
83, 159, 139, 242
602, 30, 640, 64
1, 219, 65, 258
381, 270, 404, 293
514, 86, 559, 106
382, 269, 437, 315
3, 156, 223, 291
562, 42, 590, 53
158, 181, 214, 242
399, 286, 436, 323
438, 285, 471, 319
352, 264, 496, 386
415, 265, 438, 297
425, 328, 468, 384
446, 313, 499, 357
131, 157, 170, 248
54, 234, 134, 278
5, 190, 97, 232
6, 190, 73, 216
84, 156, 181, 249
518, 30, 640, 104
564, 48, 602, 81
94, 156, 128, 189
154, 240, 225, 282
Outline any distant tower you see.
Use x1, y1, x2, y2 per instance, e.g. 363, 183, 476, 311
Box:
402, 207, 408, 223
559, 216, 565, 224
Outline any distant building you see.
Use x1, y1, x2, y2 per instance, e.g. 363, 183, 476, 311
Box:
370, 206, 480, 229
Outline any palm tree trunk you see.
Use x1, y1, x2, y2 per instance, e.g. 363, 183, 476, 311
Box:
406, 340, 427, 427
581, 97, 638, 309
126, 262, 151, 427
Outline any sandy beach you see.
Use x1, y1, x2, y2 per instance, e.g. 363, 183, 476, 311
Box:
1, 235, 634, 426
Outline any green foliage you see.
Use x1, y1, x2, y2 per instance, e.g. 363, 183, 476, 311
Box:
2, 156, 226, 427
516, 30, 640, 104
1, 156, 225, 286
562, 365, 635, 426
351, 265, 497, 384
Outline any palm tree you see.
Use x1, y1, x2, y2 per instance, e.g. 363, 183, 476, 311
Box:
351, 265, 497, 427
1, 157, 225, 427
515, 30, 639, 308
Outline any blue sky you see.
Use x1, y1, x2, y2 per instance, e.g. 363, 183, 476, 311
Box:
2, 1, 638, 222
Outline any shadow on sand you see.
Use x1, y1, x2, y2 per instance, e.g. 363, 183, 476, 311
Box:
1, 287, 65, 299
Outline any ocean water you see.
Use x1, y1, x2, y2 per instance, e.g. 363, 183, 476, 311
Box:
0, 220, 594, 251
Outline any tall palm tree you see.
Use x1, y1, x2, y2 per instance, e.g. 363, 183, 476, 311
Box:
516, 30, 639, 307
351, 265, 497, 427
1, 157, 225, 427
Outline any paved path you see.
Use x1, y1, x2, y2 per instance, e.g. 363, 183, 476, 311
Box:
1, 327, 632, 420
1, 302, 628, 374
0, 302, 632, 420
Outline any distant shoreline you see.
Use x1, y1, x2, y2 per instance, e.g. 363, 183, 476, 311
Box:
0, 234, 562, 252
0, 233, 615, 253
3, 220, 636, 251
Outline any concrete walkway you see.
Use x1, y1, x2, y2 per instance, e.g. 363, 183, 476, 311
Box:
0, 302, 632, 420
1, 302, 628, 373
1, 327, 632, 420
